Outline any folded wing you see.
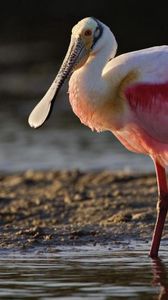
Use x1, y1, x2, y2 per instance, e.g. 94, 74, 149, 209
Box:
125, 82, 168, 143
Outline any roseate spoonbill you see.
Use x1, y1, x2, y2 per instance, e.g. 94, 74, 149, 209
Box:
28, 17, 168, 258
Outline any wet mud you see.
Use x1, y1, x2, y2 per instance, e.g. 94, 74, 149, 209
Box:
0, 169, 167, 251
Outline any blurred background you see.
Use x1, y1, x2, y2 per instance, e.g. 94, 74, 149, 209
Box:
0, 0, 167, 172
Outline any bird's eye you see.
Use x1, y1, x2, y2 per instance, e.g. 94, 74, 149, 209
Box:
84, 29, 92, 36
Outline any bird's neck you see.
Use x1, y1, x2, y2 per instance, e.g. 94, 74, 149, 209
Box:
69, 46, 114, 105
68, 45, 124, 132
83, 53, 108, 95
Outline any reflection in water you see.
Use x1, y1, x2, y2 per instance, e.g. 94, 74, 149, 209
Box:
0, 246, 168, 299
152, 258, 168, 300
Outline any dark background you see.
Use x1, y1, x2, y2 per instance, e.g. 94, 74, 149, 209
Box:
0, 0, 168, 48
1, 0, 168, 49
0, 0, 168, 100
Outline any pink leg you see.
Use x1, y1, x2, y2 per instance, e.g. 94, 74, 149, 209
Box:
149, 160, 168, 258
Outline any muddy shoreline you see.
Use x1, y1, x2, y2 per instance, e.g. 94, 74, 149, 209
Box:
0, 169, 167, 251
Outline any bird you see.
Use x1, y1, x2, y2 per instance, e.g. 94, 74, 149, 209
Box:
28, 17, 168, 258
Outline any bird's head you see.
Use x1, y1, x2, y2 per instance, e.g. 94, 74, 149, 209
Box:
64, 17, 117, 71
28, 17, 117, 128
56, 17, 111, 80
68, 17, 104, 70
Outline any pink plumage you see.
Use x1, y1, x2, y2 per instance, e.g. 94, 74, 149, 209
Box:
28, 17, 168, 258
118, 82, 168, 165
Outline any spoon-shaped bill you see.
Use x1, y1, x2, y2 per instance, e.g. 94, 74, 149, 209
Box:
28, 80, 58, 128
28, 36, 87, 128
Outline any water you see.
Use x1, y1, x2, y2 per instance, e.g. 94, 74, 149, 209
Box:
0, 244, 168, 300
0, 96, 154, 173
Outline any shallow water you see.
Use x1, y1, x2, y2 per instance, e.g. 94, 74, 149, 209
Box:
0, 97, 154, 173
0, 244, 168, 300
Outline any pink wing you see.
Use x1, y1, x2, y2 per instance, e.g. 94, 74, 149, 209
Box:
125, 82, 168, 143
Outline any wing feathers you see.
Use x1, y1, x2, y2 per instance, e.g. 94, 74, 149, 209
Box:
125, 82, 168, 143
